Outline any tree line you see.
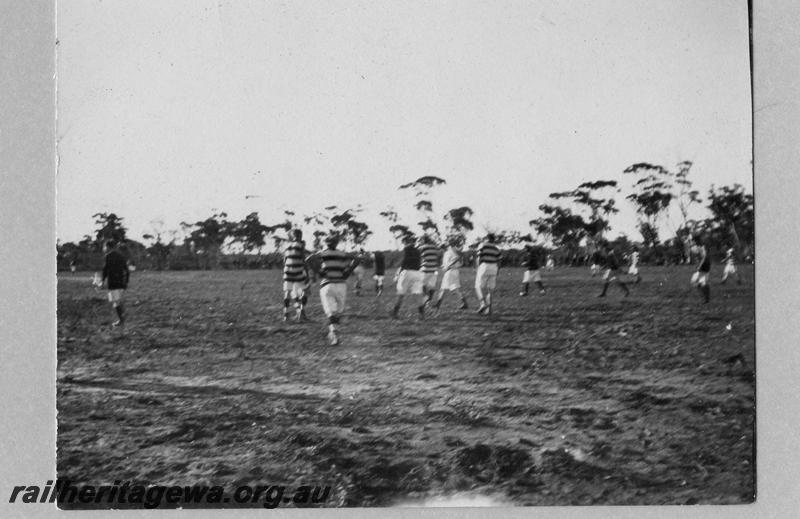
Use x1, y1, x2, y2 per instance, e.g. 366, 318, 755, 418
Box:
57, 161, 753, 271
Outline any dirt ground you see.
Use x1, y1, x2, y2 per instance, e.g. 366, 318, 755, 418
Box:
56, 266, 755, 507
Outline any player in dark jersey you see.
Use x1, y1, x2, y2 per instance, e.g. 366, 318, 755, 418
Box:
373, 250, 386, 296
353, 248, 368, 296
597, 242, 630, 298
519, 244, 546, 296
720, 246, 742, 285
691, 235, 711, 303
391, 235, 426, 319
590, 250, 603, 277
101, 239, 130, 328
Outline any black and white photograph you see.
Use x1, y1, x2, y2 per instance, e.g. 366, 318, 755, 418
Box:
52, 0, 754, 509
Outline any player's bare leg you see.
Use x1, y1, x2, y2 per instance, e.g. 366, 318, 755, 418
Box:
432, 289, 446, 314
327, 315, 340, 345
112, 303, 125, 327
391, 295, 403, 319
296, 292, 310, 321
282, 292, 292, 321
456, 289, 468, 309
424, 287, 436, 308
475, 284, 487, 313
697, 281, 710, 304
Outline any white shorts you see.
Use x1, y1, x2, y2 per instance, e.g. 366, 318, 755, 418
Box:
723, 264, 736, 275
603, 268, 618, 281
319, 283, 347, 316
353, 265, 366, 279
523, 269, 541, 283
691, 271, 709, 286
396, 270, 424, 295
422, 271, 439, 291
628, 266, 639, 276
476, 263, 498, 291
108, 289, 124, 304
282, 281, 308, 298
440, 269, 461, 290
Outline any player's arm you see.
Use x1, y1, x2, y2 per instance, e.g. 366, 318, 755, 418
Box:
124, 260, 130, 286
101, 257, 109, 286
697, 247, 707, 271
342, 254, 358, 278
304, 252, 321, 275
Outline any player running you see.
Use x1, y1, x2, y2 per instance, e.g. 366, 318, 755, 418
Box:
597, 242, 630, 298
352, 248, 368, 296
306, 235, 356, 345
391, 235, 427, 319
475, 233, 501, 315
100, 239, 130, 328
432, 239, 468, 312
519, 244, 546, 296
419, 235, 441, 307
589, 249, 602, 277
691, 235, 711, 303
721, 246, 742, 285
372, 250, 386, 296
627, 246, 642, 284
282, 229, 310, 322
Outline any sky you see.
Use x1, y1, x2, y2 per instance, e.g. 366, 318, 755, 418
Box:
56, 0, 752, 249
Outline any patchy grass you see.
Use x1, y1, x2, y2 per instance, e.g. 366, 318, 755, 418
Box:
57, 265, 754, 507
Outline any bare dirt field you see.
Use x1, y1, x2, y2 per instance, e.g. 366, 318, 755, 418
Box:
56, 265, 755, 507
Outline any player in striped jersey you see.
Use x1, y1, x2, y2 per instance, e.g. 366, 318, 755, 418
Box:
418, 235, 442, 307
432, 239, 468, 312
282, 229, 310, 322
391, 234, 427, 319
306, 235, 357, 345
475, 233, 501, 315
